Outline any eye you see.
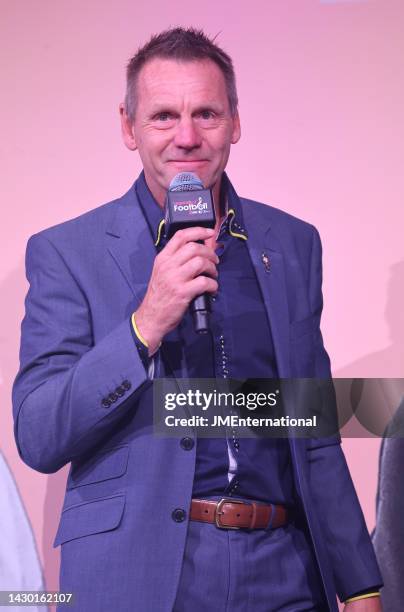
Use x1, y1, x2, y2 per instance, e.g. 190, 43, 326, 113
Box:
200, 110, 214, 120
156, 112, 171, 121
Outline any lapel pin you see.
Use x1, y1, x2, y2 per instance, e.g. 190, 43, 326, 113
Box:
261, 252, 271, 272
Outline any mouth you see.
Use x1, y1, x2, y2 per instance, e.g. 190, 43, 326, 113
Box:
168, 160, 209, 164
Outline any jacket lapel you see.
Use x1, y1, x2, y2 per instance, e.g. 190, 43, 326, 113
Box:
240, 198, 292, 378
106, 185, 155, 308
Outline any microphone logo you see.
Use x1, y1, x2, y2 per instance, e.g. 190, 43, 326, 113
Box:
173, 196, 209, 214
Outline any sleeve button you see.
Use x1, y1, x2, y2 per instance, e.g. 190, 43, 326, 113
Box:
122, 380, 131, 391
116, 386, 125, 397
108, 392, 119, 403
101, 398, 111, 408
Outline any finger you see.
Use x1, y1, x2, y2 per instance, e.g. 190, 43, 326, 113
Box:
175, 241, 219, 267
180, 256, 218, 280
162, 227, 215, 256
187, 275, 219, 298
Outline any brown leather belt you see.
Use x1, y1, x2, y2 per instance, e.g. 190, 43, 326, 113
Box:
190, 498, 289, 530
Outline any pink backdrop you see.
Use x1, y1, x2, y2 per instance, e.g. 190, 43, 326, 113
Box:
1, 0, 403, 602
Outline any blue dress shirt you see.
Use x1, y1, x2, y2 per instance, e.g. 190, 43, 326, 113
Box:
133, 171, 295, 506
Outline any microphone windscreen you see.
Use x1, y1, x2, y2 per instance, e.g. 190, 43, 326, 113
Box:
169, 172, 204, 192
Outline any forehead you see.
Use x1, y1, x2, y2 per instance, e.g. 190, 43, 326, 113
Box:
136, 57, 229, 109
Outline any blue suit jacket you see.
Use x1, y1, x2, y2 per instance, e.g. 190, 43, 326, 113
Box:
12, 179, 382, 611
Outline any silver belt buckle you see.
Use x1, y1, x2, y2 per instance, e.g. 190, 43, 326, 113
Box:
215, 497, 249, 530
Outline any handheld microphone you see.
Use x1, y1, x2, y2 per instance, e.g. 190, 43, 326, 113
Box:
165, 172, 216, 334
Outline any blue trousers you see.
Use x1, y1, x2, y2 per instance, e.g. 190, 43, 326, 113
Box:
173, 497, 329, 612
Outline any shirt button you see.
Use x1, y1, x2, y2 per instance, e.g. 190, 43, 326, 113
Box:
180, 437, 195, 451
172, 508, 186, 522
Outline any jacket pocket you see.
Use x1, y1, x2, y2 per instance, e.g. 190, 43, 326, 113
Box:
67, 444, 129, 489
53, 494, 125, 547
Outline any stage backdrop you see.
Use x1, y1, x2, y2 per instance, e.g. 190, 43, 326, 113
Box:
1, 0, 403, 606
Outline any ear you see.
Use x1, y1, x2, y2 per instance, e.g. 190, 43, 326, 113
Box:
231, 111, 241, 145
119, 103, 137, 151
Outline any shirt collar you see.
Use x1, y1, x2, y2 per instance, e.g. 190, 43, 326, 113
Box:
134, 170, 248, 248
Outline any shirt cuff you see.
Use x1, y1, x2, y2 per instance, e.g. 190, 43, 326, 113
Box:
344, 590, 381, 604
130, 314, 151, 371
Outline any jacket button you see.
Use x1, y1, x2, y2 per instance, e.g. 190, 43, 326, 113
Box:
108, 392, 118, 403
172, 508, 186, 523
116, 386, 125, 397
122, 380, 131, 391
101, 398, 111, 408
180, 437, 194, 450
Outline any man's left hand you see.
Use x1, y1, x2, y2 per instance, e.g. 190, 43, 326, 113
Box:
344, 597, 382, 611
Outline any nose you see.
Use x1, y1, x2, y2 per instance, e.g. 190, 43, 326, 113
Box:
173, 117, 202, 150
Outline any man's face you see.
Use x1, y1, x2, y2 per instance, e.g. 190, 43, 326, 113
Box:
120, 58, 241, 207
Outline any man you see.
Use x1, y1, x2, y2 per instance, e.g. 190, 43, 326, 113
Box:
13, 28, 382, 611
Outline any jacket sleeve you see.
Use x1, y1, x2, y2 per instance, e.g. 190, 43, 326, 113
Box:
12, 232, 150, 474
305, 226, 383, 599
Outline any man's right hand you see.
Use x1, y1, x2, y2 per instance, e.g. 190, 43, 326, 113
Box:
133, 226, 219, 355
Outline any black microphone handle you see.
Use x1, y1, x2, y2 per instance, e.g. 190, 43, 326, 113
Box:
190, 293, 211, 334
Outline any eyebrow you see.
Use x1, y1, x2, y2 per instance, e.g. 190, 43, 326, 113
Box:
148, 103, 225, 117
193, 104, 224, 115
